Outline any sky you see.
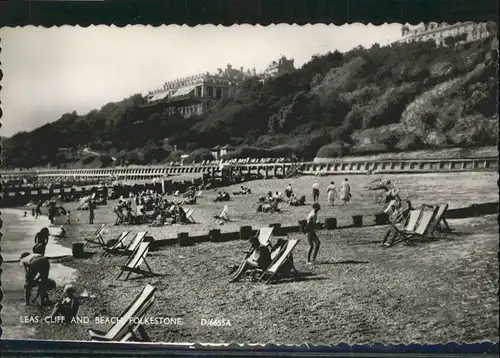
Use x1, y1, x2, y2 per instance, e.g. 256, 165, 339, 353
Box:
0, 24, 403, 137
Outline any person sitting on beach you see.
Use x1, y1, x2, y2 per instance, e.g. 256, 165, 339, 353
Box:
20, 252, 51, 306
290, 194, 306, 207
33, 228, 50, 256
229, 235, 272, 283
50, 284, 80, 324
176, 206, 188, 224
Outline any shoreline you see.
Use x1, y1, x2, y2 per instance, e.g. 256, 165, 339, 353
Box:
1, 208, 79, 340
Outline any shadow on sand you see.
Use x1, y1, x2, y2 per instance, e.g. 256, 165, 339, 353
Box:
271, 271, 328, 285
317, 260, 370, 265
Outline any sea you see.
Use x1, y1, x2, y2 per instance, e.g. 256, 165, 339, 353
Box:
2, 209, 78, 339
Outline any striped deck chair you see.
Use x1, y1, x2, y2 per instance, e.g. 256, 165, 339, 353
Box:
102, 231, 130, 256
116, 242, 157, 280
425, 203, 452, 236
84, 224, 107, 248
184, 208, 196, 224
388, 207, 438, 246
259, 239, 299, 284
88, 284, 156, 342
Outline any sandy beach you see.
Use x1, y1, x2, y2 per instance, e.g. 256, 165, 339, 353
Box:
6, 171, 499, 344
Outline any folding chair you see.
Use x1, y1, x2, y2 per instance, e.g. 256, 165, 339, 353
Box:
102, 231, 130, 256
388, 207, 438, 246
84, 224, 107, 248
228, 227, 274, 283
117, 242, 157, 280
425, 203, 453, 236
88, 284, 156, 342
184, 208, 196, 224
121, 231, 148, 255
259, 239, 299, 284
214, 205, 230, 223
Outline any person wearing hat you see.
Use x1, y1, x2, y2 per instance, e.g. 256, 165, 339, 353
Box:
20, 252, 51, 306
50, 284, 80, 323
304, 202, 321, 264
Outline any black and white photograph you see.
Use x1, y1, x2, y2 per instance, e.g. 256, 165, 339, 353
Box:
0, 23, 498, 345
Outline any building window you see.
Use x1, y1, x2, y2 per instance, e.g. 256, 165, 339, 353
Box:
216, 88, 222, 99
207, 86, 213, 97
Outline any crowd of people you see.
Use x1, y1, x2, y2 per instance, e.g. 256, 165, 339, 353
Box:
113, 189, 196, 226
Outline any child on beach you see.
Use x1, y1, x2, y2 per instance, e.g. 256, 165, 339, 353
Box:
33, 227, 50, 256
50, 284, 80, 323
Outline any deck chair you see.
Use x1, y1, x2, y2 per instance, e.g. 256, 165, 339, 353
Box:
88, 284, 156, 342
114, 208, 126, 225
425, 203, 452, 236
84, 224, 107, 248
120, 231, 148, 255
382, 209, 422, 246
116, 242, 157, 280
196, 191, 203, 198
184, 208, 196, 224
259, 239, 299, 284
388, 207, 437, 246
214, 205, 230, 223
102, 231, 130, 256
228, 227, 275, 283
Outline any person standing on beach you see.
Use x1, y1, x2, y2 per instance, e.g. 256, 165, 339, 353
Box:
89, 199, 95, 224
35, 201, 43, 219
312, 182, 320, 203
19, 252, 51, 306
305, 203, 321, 264
33, 227, 50, 256
285, 184, 293, 199
326, 181, 337, 206
339, 178, 351, 206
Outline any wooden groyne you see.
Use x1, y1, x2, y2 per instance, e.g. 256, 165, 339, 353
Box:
0, 185, 108, 207
0, 157, 497, 185
147, 201, 499, 249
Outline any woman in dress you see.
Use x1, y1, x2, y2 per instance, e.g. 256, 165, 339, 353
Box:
326, 181, 337, 206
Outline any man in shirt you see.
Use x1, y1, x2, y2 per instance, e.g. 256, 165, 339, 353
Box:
20, 252, 51, 306
312, 182, 320, 203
